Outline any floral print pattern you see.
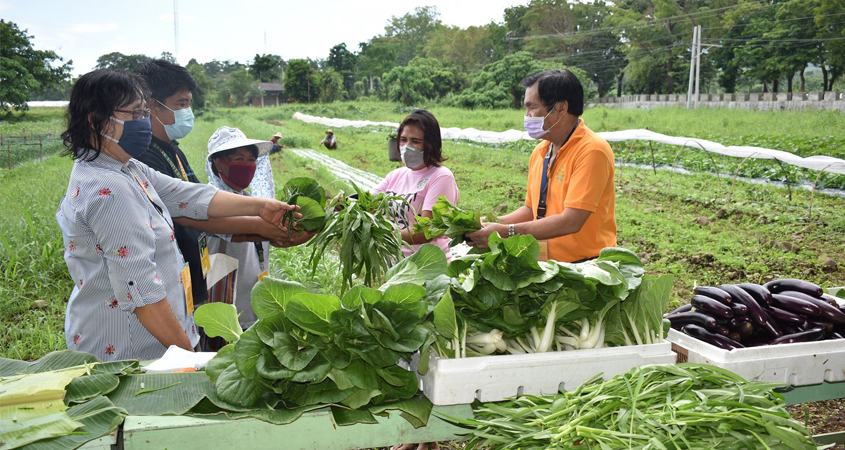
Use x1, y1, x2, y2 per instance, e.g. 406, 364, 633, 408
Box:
108, 298, 118, 308
73, 334, 81, 345
99, 188, 114, 197
114, 246, 129, 258
105, 344, 115, 355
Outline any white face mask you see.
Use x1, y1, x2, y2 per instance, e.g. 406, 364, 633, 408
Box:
524, 102, 560, 139
400, 144, 425, 169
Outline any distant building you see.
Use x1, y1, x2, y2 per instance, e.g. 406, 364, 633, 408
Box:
252, 82, 286, 107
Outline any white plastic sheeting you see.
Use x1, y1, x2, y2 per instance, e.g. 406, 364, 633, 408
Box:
292, 112, 845, 175
288, 148, 382, 190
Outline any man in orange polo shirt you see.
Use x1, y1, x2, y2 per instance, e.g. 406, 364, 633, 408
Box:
467, 68, 616, 262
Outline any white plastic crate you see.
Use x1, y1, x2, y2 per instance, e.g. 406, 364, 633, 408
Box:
667, 328, 845, 386
410, 342, 676, 405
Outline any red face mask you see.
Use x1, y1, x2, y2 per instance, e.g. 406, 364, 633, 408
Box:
218, 160, 257, 191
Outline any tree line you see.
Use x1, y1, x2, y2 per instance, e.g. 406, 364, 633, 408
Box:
3, 0, 844, 117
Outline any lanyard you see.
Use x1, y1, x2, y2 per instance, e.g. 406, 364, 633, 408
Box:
151, 140, 189, 181
536, 120, 581, 220
129, 167, 175, 235
254, 242, 265, 271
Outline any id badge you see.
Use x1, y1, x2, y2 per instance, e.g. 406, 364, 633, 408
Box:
538, 240, 550, 262
198, 233, 210, 278
182, 262, 194, 315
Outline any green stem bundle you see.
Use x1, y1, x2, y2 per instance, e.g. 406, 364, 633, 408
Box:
442, 363, 817, 450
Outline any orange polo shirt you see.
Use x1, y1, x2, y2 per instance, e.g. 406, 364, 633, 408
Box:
524, 119, 617, 262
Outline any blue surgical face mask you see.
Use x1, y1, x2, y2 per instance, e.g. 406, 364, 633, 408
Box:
400, 144, 426, 169
155, 99, 194, 140
101, 117, 153, 158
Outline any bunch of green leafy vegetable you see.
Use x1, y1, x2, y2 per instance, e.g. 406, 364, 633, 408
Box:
412, 195, 492, 247
444, 363, 817, 450
432, 234, 669, 358
308, 182, 406, 294
193, 246, 451, 424
0, 351, 135, 450
279, 177, 328, 235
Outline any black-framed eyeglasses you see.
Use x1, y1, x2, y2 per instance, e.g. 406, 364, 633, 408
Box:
114, 108, 151, 120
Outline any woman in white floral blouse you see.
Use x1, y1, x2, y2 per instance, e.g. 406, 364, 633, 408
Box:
56, 69, 298, 361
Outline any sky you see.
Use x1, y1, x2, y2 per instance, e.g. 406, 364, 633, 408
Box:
1, 0, 529, 77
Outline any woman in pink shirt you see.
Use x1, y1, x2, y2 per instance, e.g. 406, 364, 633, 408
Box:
372, 109, 460, 261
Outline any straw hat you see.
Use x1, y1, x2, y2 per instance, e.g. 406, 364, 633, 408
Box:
207, 127, 272, 161
326, 129, 333, 135
273, 132, 282, 138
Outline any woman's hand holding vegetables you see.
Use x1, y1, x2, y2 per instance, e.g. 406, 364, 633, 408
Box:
270, 227, 318, 248
259, 199, 300, 231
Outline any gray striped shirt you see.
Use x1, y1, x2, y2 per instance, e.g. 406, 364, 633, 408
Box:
57, 152, 217, 361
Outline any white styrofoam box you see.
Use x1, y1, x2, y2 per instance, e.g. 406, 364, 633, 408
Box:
667, 328, 845, 386
410, 342, 676, 405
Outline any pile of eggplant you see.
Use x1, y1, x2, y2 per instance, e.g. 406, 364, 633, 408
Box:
667, 278, 845, 350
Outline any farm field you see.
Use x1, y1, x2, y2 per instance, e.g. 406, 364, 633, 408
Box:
1, 102, 844, 441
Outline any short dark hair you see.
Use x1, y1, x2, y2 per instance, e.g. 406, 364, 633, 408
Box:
133, 59, 196, 102
61, 69, 149, 161
521, 69, 584, 116
397, 109, 446, 168
210, 145, 258, 177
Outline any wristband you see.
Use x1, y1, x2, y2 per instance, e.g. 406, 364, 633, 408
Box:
508, 224, 515, 237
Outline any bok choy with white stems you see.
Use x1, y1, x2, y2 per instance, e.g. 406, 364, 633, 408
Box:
431, 234, 672, 358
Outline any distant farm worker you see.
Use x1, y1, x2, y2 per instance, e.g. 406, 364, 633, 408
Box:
134, 60, 285, 349
204, 127, 316, 329
318, 129, 338, 149
269, 132, 282, 154
466, 68, 617, 262
57, 69, 298, 360
371, 109, 460, 261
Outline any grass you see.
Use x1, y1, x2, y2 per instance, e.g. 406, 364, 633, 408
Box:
1, 103, 844, 361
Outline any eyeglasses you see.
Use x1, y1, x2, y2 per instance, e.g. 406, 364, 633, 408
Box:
114, 107, 151, 120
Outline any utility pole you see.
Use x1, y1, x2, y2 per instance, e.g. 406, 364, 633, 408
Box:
694, 24, 702, 105
173, 0, 179, 63
686, 25, 698, 109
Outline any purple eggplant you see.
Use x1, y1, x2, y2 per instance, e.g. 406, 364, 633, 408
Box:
737, 283, 772, 306
682, 324, 744, 350
666, 311, 718, 330
730, 303, 748, 316
720, 285, 768, 326
778, 291, 845, 325
667, 304, 693, 315
771, 293, 821, 317
768, 328, 825, 345
766, 306, 807, 325
691, 295, 734, 319
763, 278, 823, 298
693, 286, 733, 304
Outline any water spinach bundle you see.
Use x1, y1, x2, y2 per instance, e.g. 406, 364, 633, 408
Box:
433, 234, 670, 358
447, 363, 817, 450
193, 275, 437, 425
308, 183, 406, 294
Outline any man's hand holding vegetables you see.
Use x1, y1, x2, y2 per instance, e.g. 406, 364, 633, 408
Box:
466, 69, 617, 263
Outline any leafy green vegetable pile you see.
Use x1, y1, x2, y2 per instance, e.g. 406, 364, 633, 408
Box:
432, 234, 669, 357
0, 351, 133, 450
193, 245, 453, 426
279, 177, 328, 234
445, 363, 817, 449
308, 182, 406, 294
412, 195, 487, 246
